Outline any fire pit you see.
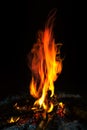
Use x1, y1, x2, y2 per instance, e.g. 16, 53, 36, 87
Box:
0, 92, 87, 130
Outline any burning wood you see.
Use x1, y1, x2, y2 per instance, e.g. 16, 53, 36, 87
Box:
0, 93, 87, 130
7, 117, 20, 124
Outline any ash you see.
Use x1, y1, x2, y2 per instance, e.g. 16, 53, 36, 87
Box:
0, 93, 87, 130
1, 117, 86, 130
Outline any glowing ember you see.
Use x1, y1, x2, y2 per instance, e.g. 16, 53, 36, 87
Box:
59, 102, 64, 109
7, 117, 20, 123
57, 102, 65, 117
28, 11, 62, 113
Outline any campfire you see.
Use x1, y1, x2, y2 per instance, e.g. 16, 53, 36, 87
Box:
0, 11, 87, 130
28, 10, 62, 114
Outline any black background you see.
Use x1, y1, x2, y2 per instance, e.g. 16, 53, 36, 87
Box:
0, 0, 87, 100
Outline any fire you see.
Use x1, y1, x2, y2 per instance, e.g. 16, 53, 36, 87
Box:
57, 102, 65, 117
7, 117, 20, 123
59, 102, 64, 109
28, 12, 62, 113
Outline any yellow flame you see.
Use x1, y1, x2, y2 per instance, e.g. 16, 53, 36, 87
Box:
47, 102, 54, 113
59, 102, 64, 108
7, 117, 20, 123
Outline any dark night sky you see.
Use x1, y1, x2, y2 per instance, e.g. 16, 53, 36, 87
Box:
0, 0, 87, 100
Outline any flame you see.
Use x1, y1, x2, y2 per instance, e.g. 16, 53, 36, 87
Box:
59, 102, 64, 109
7, 117, 20, 123
29, 12, 62, 113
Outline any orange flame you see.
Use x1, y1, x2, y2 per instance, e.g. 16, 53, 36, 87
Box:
28, 12, 62, 113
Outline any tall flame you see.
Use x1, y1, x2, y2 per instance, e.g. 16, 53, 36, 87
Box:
28, 12, 62, 113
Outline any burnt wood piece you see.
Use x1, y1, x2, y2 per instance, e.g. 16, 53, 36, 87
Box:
0, 93, 87, 130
